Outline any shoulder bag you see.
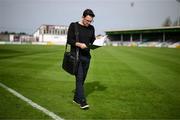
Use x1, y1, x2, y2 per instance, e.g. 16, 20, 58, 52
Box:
62, 23, 79, 75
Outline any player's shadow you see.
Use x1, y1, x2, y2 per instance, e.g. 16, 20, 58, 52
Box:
85, 81, 107, 97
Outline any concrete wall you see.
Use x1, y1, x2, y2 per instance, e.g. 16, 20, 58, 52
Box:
0, 34, 9, 41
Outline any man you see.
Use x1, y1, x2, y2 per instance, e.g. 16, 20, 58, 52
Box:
67, 9, 95, 109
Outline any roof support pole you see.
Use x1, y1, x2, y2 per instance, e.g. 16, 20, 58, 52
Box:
42, 33, 44, 42
140, 33, 142, 42
121, 34, 123, 45
130, 34, 133, 42
163, 32, 165, 42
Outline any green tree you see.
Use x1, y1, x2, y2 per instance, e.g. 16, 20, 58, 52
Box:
162, 16, 172, 27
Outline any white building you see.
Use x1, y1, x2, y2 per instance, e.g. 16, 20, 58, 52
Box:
9, 34, 36, 42
33, 24, 68, 45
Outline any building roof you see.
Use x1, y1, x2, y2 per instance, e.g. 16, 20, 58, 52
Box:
33, 24, 68, 35
105, 26, 180, 35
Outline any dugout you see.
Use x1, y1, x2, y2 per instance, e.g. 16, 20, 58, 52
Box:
105, 26, 180, 45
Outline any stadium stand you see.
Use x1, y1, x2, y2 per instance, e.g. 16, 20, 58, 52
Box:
105, 26, 180, 48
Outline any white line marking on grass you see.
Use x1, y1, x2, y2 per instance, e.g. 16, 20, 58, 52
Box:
0, 82, 64, 120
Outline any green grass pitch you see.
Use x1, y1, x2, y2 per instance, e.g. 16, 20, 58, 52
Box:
0, 44, 180, 119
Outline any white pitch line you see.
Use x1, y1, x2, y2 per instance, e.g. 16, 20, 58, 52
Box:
0, 82, 64, 120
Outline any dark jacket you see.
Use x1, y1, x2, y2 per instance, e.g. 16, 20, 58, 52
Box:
67, 22, 95, 57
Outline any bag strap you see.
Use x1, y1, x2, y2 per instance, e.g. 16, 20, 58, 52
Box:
74, 23, 79, 42
65, 22, 79, 52
64, 22, 79, 62
74, 23, 79, 61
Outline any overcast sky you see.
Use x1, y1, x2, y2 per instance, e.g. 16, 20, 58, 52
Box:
0, 0, 179, 35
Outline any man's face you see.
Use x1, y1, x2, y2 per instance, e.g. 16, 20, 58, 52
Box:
82, 15, 93, 27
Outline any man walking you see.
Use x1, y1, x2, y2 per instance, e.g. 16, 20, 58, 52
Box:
67, 9, 95, 109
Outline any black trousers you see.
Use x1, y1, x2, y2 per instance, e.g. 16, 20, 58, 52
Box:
74, 55, 90, 103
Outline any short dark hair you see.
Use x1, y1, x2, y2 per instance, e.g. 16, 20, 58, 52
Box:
83, 9, 95, 18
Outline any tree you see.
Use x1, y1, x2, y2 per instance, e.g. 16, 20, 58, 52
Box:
173, 20, 178, 26
162, 16, 172, 27
4, 31, 9, 35
19, 32, 27, 35
173, 17, 180, 26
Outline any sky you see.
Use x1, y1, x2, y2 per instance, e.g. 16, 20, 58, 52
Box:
0, 0, 180, 35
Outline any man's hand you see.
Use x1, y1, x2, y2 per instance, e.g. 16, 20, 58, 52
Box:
75, 42, 87, 49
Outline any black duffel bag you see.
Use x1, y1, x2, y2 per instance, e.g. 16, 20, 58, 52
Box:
62, 23, 79, 75
62, 51, 78, 75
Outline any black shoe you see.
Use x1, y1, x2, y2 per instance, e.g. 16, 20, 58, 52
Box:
80, 101, 89, 110
73, 99, 80, 105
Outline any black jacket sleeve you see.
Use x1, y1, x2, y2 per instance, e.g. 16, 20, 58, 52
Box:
67, 22, 76, 46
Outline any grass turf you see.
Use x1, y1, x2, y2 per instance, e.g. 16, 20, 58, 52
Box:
0, 44, 180, 119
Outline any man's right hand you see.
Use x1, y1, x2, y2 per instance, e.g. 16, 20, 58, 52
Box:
75, 42, 87, 49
